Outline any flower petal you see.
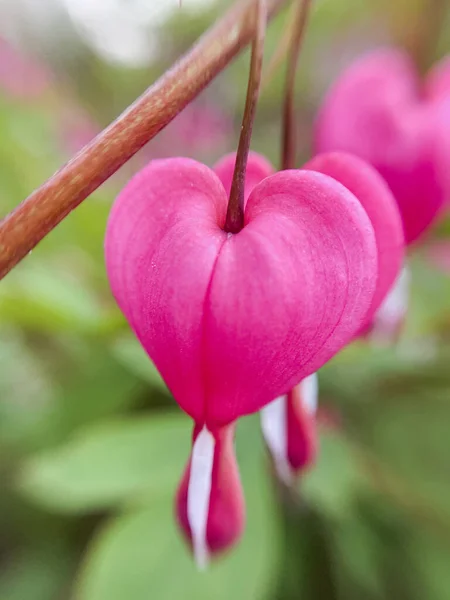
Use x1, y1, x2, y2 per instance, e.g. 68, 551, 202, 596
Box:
201, 169, 377, 423
176, 424, 245, 560
106, 160, 377, 426
315, 48, 445, 244
304, 151, 404, 325
105, 158, 227, 422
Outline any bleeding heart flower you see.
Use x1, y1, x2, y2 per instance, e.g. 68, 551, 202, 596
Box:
424, 55, 450, 204
105, 156, 377, 561
260, 373, 318, 484
106, 156, 377, 428
314, 47, 449, 245
215, 150, 403, 480
176, 423, 244, 567
304, 151, 405, 334
425, 55, 450, 102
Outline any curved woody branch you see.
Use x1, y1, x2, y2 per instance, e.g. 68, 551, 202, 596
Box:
0, 0, 288, 280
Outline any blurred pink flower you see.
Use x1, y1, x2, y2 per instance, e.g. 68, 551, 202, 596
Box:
0, 37, 52, 99
176, 423, 244, 567
426, 240, 450, 274
260, 374, 318, 484
141, 100, 233, 161
315, 48, 450, 245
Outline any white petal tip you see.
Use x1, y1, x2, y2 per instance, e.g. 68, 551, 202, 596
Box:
193, 545, 209, 571
187, 427, 214, 573
301, 372, 319, 416
274, 457, 294, 486
261, 396, 293, 485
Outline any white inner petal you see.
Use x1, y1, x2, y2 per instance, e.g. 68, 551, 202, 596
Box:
260, 395, 292, 484
300, 372, 318, 416
187, 426, 215, 570
373, 265, 410, 332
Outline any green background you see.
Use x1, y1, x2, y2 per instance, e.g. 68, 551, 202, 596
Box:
1, 0, 450, 598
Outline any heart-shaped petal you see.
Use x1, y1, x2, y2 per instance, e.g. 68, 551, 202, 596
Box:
304, 151, 404, 326
105, 158, 377, 426
315, 47, 446, 244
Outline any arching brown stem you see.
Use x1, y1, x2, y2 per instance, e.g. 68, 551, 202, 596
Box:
0, 0, 288, 280
224, 0, 267, 234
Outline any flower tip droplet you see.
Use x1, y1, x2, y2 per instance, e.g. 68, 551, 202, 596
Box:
176, 424, 245, 565
261, 373, 319, 483
260, 395, 294, 485
187, 426, 215, 569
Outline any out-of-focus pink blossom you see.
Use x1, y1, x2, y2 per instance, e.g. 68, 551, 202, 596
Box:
315, 48, 450, 245
0, 37, 52, 99
260, 374, 318, 484
142, 101, 233, 161
425, 56, 450, 101
426, 240, 450, 274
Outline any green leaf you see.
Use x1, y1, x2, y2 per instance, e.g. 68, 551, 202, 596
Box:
19, 413, 189, 513
0, 544, 74, 600
329, 513, 384, 599
301, 430, 368, 518
0, 265, 117, 334
111, 335, 168, 392
0, 334, 144, 455
75, 417, 280, 600
409, 529, 450, 600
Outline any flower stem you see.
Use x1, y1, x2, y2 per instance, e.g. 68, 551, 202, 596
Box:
0, 0, 288, 280
281, 0, 312, 171
262, 1, 297, 89
224, 0, 267, 234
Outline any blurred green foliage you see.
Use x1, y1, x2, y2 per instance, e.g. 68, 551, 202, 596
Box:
1, 0, 450, 599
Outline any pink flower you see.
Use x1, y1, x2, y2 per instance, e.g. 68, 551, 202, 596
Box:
176, 424, 244, 566
315, 48, 450, 245
0, 37, 52, 100
426, 240, 450, 274
142, 101, 233, 162
260, 374, 318, 484
214, 150, 403, 480
425, 55, 450, 102
105, 156, 377, 561
304, 151, 404, 331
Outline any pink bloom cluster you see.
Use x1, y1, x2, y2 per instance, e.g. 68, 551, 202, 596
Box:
316, 48, 450, 343
316, 47, 450, 244
105, 46, 450, 565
